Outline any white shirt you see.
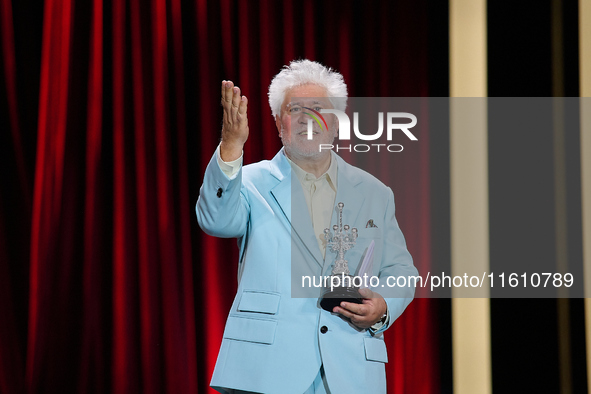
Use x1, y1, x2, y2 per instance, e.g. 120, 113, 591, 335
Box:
284, 153, 337, 259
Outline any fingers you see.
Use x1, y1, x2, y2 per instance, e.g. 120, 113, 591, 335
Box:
358, 288, 375, 298
337, 301, 367, 316
221, 80, 246, 118
221, 80, 227, 103
333, 303, 369, 327
231, 86, 242, 117
238, 95, 248, 115
333, 305, 356, 320
333, 296, 385, 329
333, 303, 366, 322
236, 95, 248, 123
221, 80, 249, 123
221, 80, 233, 108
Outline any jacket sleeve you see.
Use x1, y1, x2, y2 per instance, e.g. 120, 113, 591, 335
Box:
195, 150, 250, 239
371, 187, 418, 336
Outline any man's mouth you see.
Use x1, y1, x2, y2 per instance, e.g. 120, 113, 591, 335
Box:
298, 130, 319, 136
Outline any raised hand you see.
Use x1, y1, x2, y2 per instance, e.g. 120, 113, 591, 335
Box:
220, 80, 249, 162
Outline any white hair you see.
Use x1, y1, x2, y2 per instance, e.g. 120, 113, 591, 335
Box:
268, 59, 348, 118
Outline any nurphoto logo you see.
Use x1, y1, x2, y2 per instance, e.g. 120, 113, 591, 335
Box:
307, 108, 418, 153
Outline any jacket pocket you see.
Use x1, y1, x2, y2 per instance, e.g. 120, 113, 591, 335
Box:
364, 337, 388, 363
237, 290, 281, 314
357, 227, 382, 240
224, 316, 277, 345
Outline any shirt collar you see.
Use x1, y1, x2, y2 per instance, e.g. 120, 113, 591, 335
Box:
284, 151, 338, 191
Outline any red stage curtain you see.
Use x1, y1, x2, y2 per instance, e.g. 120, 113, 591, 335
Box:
0, 0, 438, 392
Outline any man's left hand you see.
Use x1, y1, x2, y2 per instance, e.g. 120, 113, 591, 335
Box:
332, 288, 387, 329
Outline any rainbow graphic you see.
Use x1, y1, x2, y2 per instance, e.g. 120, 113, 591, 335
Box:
303, 107, 328, 131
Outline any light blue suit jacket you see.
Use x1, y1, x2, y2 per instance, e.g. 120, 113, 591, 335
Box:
196, 148, 417, 394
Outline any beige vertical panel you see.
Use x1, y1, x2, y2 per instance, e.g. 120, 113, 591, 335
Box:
450, 1, 491, 394
450, 0, 487, 97
580, 1, 591, 393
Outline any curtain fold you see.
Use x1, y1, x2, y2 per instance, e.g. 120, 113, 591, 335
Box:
0, 1, 439, 393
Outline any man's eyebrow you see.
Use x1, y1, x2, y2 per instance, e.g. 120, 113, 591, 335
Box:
287, 99, 327, 107
293, 100, 325, 105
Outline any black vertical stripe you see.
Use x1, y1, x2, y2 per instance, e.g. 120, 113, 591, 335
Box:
487, 0, 586, 393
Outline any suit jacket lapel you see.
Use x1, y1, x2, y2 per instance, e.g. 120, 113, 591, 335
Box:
269, 154, 291, 223
270, 149, 325, 268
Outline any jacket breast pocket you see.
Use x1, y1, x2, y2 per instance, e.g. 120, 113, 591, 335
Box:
237, 290, 281, 314
364, 337, 388, 363
224, 316, 277, 345
358, 227, 382, 240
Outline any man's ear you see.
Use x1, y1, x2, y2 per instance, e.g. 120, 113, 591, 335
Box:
275, 115, 282, 136
332, 120, 339, 138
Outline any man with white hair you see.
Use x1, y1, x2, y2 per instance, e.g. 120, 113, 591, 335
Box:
196, 60, 417, 394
